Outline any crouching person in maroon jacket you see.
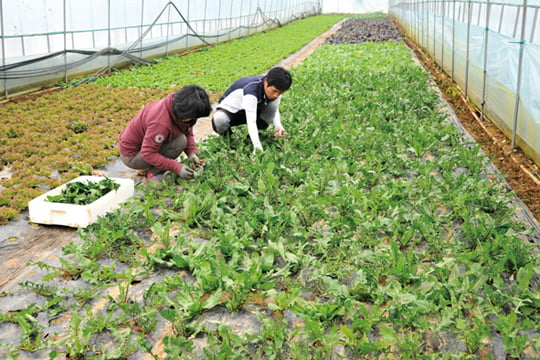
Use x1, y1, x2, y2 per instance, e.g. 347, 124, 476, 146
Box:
119, 84, 212, 183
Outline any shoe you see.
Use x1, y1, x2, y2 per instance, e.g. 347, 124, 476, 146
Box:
145, 171, 165, 184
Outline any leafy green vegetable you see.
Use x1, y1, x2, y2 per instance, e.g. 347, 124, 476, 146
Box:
46, 177, 120, 205
4, 14, 540, 360
93, 15, 347, 91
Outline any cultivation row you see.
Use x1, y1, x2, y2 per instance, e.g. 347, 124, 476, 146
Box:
1, 15, 539, 359
0, 15, 347, 225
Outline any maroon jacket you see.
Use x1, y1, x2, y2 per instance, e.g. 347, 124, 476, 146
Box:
119, 93, 197, 174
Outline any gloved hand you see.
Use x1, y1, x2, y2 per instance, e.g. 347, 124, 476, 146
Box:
274, 126, 287, 139
179, 165, 195, 180
188, 152, 200, 167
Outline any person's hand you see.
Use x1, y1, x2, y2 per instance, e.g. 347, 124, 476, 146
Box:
274, 127, 286, 139
179, 165, 195, 180
253, 144, 264, 154
188, 153, 200, 167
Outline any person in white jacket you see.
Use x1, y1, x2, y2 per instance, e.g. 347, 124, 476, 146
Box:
211, 66, 292, 151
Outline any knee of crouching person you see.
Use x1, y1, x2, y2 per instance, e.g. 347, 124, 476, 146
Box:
212, 111, 231, 135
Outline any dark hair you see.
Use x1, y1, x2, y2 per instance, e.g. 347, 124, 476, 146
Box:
173, 84, 212, 123
265, 67, 292, 92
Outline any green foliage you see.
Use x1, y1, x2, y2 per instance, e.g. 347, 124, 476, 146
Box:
2, 15, 539, 360
0, 15, 344, 224
93, 15, 347, 91
46, 177, 120, 205
0, 85, 172, 223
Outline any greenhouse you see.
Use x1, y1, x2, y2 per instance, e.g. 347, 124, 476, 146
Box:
1, 0, 540, 359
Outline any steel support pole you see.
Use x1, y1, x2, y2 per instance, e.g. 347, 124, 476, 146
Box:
229, 0, 234, 41
413, 0, 416, 28
452, 0, 456, 79
414, 1, 422, 44
108, 0, 111, 69
433, 1, 436, 60
442, 0, 446, 70
465, 0, 472, 97
0, 0, 7, 98
512, 0, 528, 149
203, 0, 207, 40
140, 0, 145, 59
63, 0, 67, 83
426, 1, 430, 55
481, 0, 491, 120
218, 0, 222, 31
186, 0, 190, 49
416, 0, 420, 46
531, 7, 538, 43
108, 0, 111, 48
248, 0, 253, 31
513, 6, 521, 38
421, 0, 426, 52
410, 0, 414, 43
242, 0, 244, 26
498, 5, 505, 33
165, 2, 170, 56
257, 0, 260, 29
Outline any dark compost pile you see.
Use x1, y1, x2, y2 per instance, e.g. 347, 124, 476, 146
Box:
326, 17, 403, 44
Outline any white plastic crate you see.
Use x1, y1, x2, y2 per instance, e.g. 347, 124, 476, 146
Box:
28, 176, 135, 228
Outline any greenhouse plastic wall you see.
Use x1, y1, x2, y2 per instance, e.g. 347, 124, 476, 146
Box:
0, 0, 321, 98
389, 0, 540, 167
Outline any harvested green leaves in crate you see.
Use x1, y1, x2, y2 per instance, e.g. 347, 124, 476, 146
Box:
46, 177, 120, 205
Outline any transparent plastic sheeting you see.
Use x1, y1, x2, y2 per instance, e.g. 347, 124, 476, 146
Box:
1, 0, 318, 58
322, 0, 388, 14
390, 0, 540, 167
0, 0, 321, 96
